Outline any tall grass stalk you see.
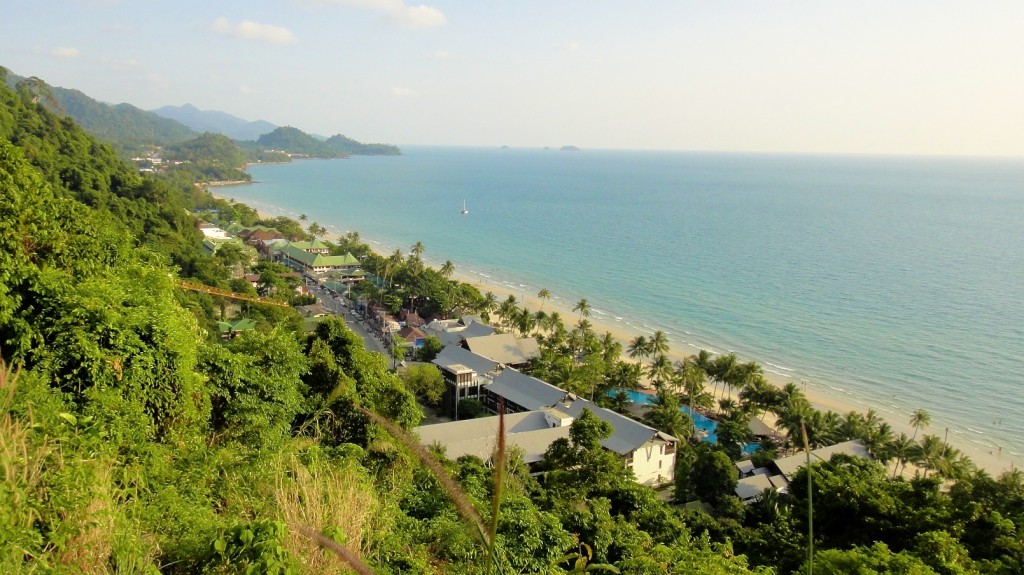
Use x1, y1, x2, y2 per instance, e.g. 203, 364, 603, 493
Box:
296, 526, 377, 575
485, 401, 508, 574
801, 421, 813, 575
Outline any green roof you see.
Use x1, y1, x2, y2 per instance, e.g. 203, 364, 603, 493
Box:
280, 244, 359, 268
287, 239, 332, 251
217, 318, 257, 333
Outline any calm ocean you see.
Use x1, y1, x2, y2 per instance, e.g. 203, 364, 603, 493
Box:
232, 147, 1024, 465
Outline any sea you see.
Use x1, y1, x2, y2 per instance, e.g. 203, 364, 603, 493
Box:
229, 146, 1024, 467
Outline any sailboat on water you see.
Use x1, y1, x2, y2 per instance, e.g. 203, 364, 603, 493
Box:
460, 200, 469, 215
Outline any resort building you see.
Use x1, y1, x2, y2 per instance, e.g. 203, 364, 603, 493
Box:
432, 346, 501, 418
270, 240, 363, 282
420, 365, 677, 486
734, 439, 871, 503
461, 332, 540, 369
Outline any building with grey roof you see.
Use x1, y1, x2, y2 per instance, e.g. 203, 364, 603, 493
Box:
415, 411, 571, 464
424, 366, 678, 486
462, 332, 540, 368
433, 346, 501, 418
733, 439, 870, 503
435, 320, 498, 347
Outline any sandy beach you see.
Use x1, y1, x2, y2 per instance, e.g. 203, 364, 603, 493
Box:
443, 267, 1016, 475
209, 189, 1018, 475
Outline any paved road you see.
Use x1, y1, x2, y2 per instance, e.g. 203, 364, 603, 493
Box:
307, 283, 387, 355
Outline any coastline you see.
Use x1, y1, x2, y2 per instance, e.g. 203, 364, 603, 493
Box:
209, 187, 1019, 475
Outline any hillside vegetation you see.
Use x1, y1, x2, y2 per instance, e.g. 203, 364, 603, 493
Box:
257, 126, 401, 158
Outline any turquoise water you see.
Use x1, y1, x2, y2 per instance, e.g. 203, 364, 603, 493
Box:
229, 147, 1024, 466
618, 390, 717, 440
617, 389, 758, 454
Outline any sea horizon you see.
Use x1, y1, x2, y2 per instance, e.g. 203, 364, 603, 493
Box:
223, 146, 1024, 471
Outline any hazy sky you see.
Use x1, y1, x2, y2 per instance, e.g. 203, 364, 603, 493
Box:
3, 1, 1023, 156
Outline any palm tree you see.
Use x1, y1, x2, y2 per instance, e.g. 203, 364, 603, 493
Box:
642, 388, 695, 441
910, 409, 931, 441
709, 353, 738, 404
889, 432, 915, 478
515, 306, 536, 337
627, 335, 650, 362
439, 260, 455, 279
308, 221, 326, 242
646, 354, 673, 389
599, 332, 621, 364
537, 288, 552, 310
479, 291, 498, 318
299, 213, 308, 222
649, 330, 670, 357
915, 434, 946, 478
675, 360, 709, 413
438, 260, 457, 317
572, 298, 591, 323
607, 390, 632, 414
410, 241, 426, 260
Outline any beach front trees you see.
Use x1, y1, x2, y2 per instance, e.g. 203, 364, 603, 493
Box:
890, 432, 915, 478
649, 330, 670, 357
709, 353, 739, 404
573, 298, 591, 323
646, 354, 674, 389
627, 335, 651, 362
307, 221, 326, 242
538, 288, 551, 309
676, 360, 714, 413
911, 409, 932, 441
643, 388, 695, 442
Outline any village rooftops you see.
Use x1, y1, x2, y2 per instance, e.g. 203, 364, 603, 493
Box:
549, 393, 676, 456
435, 320, 498, 347
486, 369, 567, 411
772, 439, 871, 480
484, 369, 676, 455
433, 346, 500, 375
415, 411, 572, 464
462, 332, 540, 366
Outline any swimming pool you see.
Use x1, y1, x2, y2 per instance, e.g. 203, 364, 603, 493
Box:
615, 389, 758, 454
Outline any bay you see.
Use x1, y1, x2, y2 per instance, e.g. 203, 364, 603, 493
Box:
230, 146, 1024, 466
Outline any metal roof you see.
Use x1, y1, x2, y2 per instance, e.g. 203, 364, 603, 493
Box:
772, 440, 871, 479
433, 346, 500, 375
463, 333, 539, 365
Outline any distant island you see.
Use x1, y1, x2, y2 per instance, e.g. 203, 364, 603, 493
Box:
560, 145, 580, 151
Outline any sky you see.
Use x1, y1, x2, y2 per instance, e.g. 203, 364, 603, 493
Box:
3, 1, 1023, 156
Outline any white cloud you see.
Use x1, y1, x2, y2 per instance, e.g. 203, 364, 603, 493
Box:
211, 17, 297, 45
565, 42, 582, 52
392, 87, 415, 96
429, 50, 454, 60
50, 47, 81, 58
105, 58, 140, 71
310, 0, 445, 29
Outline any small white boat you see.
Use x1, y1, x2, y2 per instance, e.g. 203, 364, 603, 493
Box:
460, 200, 469, 215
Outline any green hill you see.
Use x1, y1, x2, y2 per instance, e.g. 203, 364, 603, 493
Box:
256, 125, 400, 158
4, 69, 197, 151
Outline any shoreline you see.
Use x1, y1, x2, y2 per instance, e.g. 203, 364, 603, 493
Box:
208, 188, 1020, 475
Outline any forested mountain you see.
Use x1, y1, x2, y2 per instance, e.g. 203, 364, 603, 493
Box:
4, 70, 197, 151
151, 103, 277, 141
257, 125, 401, 157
